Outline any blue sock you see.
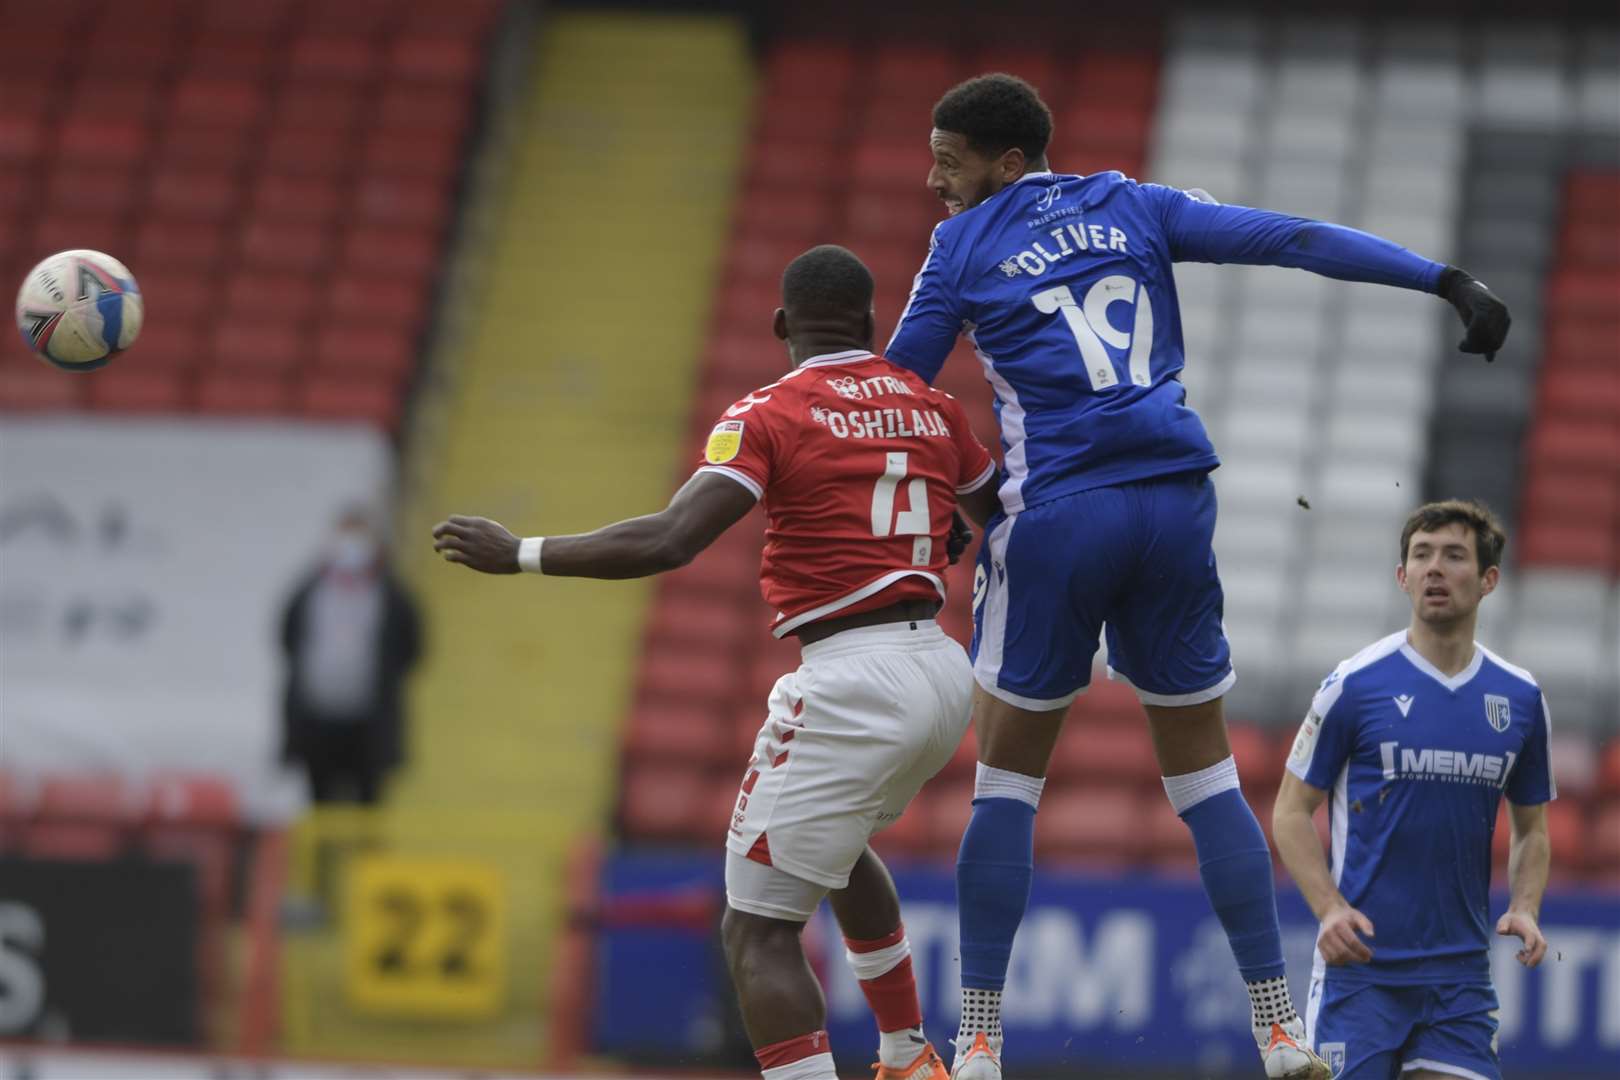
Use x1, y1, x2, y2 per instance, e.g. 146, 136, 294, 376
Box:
1180, 787, 1286, 982
956, 796, 1036, 991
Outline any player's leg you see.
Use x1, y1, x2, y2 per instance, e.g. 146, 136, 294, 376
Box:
722, 860, 838, 1080
1104, 472, 1320, 1076
955, 500, 1112, 1073
1399, 983, 1502, 1080
827, 849, 935, 1076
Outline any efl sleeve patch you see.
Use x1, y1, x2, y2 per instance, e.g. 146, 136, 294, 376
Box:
1289, 711, 1322, 769
705, 420, 745, 464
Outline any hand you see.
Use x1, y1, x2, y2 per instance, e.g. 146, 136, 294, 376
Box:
432, 516, 521, 574
1438, 266, 1511, 362
1317, 903, 1375, 965
946, 511, 974, 565
1496, 909, 1547, 968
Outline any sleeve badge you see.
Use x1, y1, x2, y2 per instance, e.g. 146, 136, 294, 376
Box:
705, 420, 745, 464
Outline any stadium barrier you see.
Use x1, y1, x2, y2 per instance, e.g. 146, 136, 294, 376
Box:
587, 850, 1620, 1077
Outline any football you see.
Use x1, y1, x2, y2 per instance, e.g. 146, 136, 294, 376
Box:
14, 249, 144, 372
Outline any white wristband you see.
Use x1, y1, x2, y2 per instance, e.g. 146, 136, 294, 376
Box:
517, 536, 544, 574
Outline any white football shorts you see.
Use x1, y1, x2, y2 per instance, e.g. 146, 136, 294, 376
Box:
724, 619, 972, 921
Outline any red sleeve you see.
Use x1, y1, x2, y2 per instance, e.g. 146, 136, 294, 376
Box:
693, 389, 785, 500
941, 392, 995, 493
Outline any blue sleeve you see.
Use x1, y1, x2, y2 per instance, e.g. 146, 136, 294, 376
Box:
1506, 693, 1556, 806
1143, 183, 1446, 293
884, 225, 963, 385
1287, 669, 1355, 791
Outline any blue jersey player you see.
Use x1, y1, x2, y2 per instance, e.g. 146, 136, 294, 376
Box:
882, 75, 1511, 1080
1274, 501, 1553, 1080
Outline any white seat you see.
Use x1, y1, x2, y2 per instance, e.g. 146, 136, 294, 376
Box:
1349, 212, 1452, 264
1514, 568, 1611, 626
1275, 56, 1363, 113
1157, 109, 1256, 154
1476, 65, 1572, 127
1214, 509, 1297, 563
1575, 67, 1620, 133
1314, 462, 1417, 518
1324, 409, 1426, 466
1214, 458, 1308, 514
1370, 61, 1466, 118
1360, 168, 1458, 216
1292, 615, 1394, 685
1147, 157, 1248, 203
1327, 360, 1436, 414
1232, 305, 1326, 361
1222, 404, 1313, 458
1228, 356, 1318, 409
1256, 167, 1349, 219
1303, 567, 1392, 620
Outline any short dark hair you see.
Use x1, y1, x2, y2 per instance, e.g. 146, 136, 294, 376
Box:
780, 245, 873, 319
1399, 499, 1507, 571
932, 73, 1053, 162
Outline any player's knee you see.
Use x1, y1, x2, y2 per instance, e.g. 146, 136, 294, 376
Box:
721, 905, 802, 976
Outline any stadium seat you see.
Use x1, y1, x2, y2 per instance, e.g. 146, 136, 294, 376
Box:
171, 77, 268, 127
212, 322, 305, 373
1035, 787, 1142, 865
297, 374, 404, 429
1589, 801, 1620, 875
733, 187, 837, 240
644, 590, 751, 656
187, 32, 277, 79
0, 361, 85, 411
922, 780, 977, 858
870, 800, 930, 859
250, 174, 345, 223
87, 368, 188, 413
195, 372, 293, 415
340, 227, 440, 278
158, 123, 259, 167
134, 269, 213, 321
761, 42, 856, 99
54, 116, 149, 167
619, 763, 710, 842
147, 167, 241, 220
363, 132, 463, 179
1047, 722, 1161, 788
1143, 792, 1197, 865
131, 322, 208, 371
42, 167, 141, 215
134, 219, 228, 270
36, 773, 140, 823
261, 129, 351, 175
328, 277, 426, 326
312, 325, 416, 377
272, 84, 366, 132
287, 34, 378, 83
240, 220, 330, 274
16, 822, 127, 860
375, 85, 472, 135
388, 35, 480, 85
1598, 740, 1620, 798
353, 177, 449, 228
225, 273, 320, 322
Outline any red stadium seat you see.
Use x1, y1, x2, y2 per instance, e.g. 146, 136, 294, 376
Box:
1143, 791, 1196, 864
1048, 721, 1161, 788
42, 167, 142, 215
1526, 421, 1620, 475
87, 367, 188, 413
1538, 366, 1620, 425
83, 34, 180, 79
968, 48, 1060, 99
131, 322, 208, 371
750, 139, 844, 192
239, 220, 330, 273
1069, 51, 1160, 110
1589, 801, 1620, 875
645, 589, 752, 655
340, 226, 440, 278
852, 138, 932, 190
158, 123, 258, 167
752, 91, 848, 143
225, 272, 320, 322
871, 799, 931, 860
250, 174, 345, 223
375, 85, 471, 135
1598, 740, 1620, 798
922, 779, 978, 858
1558, 217, 1620, 269
0, 115, 46, 164
212, 322, 306, 374
328, 277, 426, 326
31, 213, 128, 258
54, 116, 149, 166
304, 0, 400, 33
763, 42, 856, 99
353, 177, 449, 228
1546, 269, 1620, 321
622, 702, 730, 767
1523, 470, 1620, 527
388, 35, 480, 84
1053, 100, 1152, 154
1564, 173, 1620, 225
134, 269, 213, 321
363, 131, 463, 179
1228, 724, 1275, 790
65, 78, 161, 121
148, 167, 241, 221
313, 325, 416, 377
171, 77, 268, 127
1035, 786, 1141, 865
17, 822, 126, 860
844, 189, 939, 243
0, 360, 85, 411
869, 45, 961, 103
187, 33, 277, 79
734, 187, 838, 240
619, 763, 710, 842
1492, 800, 1585, 874
37, 774, 140, 823
0, 163, 34, 211
261, 129, 351, 175
199, 0, 301, 32
272, 85, 366, 133
287, 34, 379, 83
145, 774, 237, 828
195, 372, 293, 415
637, 647, 741, 712
297, 374, 404, 429
134, 219, 229, 270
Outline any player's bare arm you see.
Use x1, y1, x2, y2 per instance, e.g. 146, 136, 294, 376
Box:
432, 471, 755, 579
1498, 800, 1551, 968
1272, 772, 1375, 965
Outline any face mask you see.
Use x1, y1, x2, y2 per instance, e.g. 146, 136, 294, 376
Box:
330, 534, 376, 572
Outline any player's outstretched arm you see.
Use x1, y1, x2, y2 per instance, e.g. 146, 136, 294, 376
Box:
431, 472, 756, 580
1273, 772, 1375, 965
1150, 186, 1512, 360
1498, 800, 1551, 968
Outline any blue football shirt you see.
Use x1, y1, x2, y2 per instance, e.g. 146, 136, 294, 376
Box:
1287, 631, 1556, 986
886, 171, 1445, 513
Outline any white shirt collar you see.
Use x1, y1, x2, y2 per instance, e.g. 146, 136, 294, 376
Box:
799, 349, 876, 369
1399, 635, 1485, 693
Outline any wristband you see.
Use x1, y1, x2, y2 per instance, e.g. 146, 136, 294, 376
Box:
517, 536, 544, 574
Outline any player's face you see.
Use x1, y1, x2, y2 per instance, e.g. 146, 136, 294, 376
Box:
1397, 523, 1499, 626
927, 130, 1013, 216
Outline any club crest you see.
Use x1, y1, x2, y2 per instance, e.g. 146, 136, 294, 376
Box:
1484, 694, 1511, 733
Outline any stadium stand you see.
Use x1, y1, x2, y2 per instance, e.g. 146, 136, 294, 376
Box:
0, 0, 502, 428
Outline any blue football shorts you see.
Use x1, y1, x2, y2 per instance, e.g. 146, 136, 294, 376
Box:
968, 469, 1234, 711
1307, 976, 1502, 1080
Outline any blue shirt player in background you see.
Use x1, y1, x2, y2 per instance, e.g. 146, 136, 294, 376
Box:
1274, 500, 1553, 1080
883, 74, 1512, 1080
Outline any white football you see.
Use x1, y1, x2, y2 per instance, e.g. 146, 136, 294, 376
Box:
15, 249, 144, 371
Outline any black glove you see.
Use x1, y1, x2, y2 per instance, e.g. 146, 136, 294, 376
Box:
1438, 266, 1510, 362
946, 511, 973, 566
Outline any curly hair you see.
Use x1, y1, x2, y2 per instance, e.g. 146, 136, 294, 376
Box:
1399, 499, 1508, 571
932, 73, 1053, 162
781, 244, 874, 319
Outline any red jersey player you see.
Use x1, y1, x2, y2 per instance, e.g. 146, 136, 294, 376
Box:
434, 245, 998, 1080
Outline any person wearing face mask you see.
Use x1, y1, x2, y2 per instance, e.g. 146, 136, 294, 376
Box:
279, 505, 423, 805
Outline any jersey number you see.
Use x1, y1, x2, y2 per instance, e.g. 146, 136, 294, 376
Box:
871, 452, 933, 566
1031, 275, 1154, 392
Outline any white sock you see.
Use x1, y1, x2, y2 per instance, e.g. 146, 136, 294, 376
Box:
877, 1026, 928, 1069
974, 762, 1045, 809
1247, 974, 1300, 1030
762, 1052, 837, 1080
955, 986, 1003, 1050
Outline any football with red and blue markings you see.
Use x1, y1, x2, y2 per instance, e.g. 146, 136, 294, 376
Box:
14, 249, 143, 371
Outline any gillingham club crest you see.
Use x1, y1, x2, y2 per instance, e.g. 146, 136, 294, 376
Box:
1321, 1043, 1346, 1074
1484, 693, 1512, 733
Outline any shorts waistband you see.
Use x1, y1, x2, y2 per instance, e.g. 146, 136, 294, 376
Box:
799, 619, 947, 662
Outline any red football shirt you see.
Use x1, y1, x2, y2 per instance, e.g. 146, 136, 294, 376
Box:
695, 349, 995, 637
